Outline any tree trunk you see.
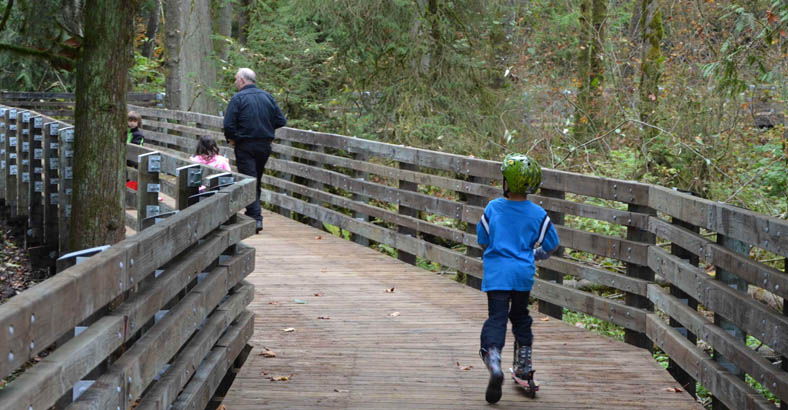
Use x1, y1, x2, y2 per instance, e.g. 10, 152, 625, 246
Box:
638, 0, 663, 170
69, 0, 140, 251
573, 0, 607, 143
236, 0, 250, 44
142, 0, 162, 59
164, 0, 218, 114
213, 0, 233, 61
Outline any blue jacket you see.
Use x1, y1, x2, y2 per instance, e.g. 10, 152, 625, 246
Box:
223, 84, 287, 142
476, 198, 560, 292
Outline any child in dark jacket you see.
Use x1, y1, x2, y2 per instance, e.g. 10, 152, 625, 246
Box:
127, 111, 144, 145
476, 153, 560, 404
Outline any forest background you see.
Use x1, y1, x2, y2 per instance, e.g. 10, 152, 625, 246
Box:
0, 0, 785, 220
0, 1, 785, 405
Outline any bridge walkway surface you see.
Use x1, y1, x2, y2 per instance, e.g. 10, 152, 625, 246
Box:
222, 210, 700, 409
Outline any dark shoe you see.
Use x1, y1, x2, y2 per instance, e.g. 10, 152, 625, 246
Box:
256, 219, 263, 233
480, 347, 504, 403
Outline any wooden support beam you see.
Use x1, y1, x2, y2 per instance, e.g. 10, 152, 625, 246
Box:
624, 204, 656, 350
57, 126, 74, 254
538, 188, 565, 320
136, 152, 162, 231
398, 161, 419, 265
26, 115, 44, 247
43, 121, 60, 249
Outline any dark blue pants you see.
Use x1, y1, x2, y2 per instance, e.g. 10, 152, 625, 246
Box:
480, 290, 533, 351
234, 139, 272, 221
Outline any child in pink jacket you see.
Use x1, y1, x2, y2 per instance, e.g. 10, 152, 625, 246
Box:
190, 136, 231, 171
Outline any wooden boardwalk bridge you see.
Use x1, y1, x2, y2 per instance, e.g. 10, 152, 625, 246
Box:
223, 210, 697, 409
0, 95, 785, 410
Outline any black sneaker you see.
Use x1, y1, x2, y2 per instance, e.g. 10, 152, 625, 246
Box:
256, 219, 263, 233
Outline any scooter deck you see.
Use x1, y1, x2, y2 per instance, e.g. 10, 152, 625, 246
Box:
509, 368, 538, 398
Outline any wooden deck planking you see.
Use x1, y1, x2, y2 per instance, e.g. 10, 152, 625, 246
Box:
223, 210, 700, 409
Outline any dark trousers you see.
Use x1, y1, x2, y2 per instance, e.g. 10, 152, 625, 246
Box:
234, 139, 272, 221
480, 290, 533, 351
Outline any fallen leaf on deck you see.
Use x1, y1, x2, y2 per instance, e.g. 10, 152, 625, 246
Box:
270, 374, 293, 382
314, 292, 323, 296
282, 328, 295, 332
315, 235, 322, 240
259, 349, 277, 357
388, 311, 400, 317
540, 317, 550, 321
268, 301, 280, 305
334, 388, 349, 393
317, 316, 330, 320
666, 387, 683, 393
456, 362, 473, 371
385, 287, 396, 293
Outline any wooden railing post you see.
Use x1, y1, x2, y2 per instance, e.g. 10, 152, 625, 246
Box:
462, 175, 488, 290
624, 203, 656, 350
304, 144, 325, 230
17, 111, 30, 225
137, 152, 162, 231
276, 139, 293, 218
351, 152, 370, 247
27, 115, 44, 246
397, 161, 418, 265
57, 127, 74, 253
0, 107, 7, 214
711, 233, 748, 410
4, 108, 17, 220
43, 122, 60, 249
537, 188, 565, 319
176, 164, 203, 210
667, 216, 699, 397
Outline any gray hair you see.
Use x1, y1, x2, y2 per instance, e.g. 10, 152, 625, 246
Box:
237, 68, 256, 83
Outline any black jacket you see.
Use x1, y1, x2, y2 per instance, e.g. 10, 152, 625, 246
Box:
223, 84, 287, 143
128, 127, 144, 145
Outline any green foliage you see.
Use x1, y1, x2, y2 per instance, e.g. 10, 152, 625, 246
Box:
562, 309, 624, 341
129, 53, 164, 92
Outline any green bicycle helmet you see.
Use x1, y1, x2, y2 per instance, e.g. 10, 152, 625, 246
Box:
501, 153, 541, 196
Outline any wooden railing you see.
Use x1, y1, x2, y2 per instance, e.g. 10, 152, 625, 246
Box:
131, 104, 788, 409
0, 92, 163, 121
0, 105, 258, 410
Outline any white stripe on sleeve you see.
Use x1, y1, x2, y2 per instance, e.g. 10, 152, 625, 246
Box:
480, 214, 490, 235
537, 215, 551, 245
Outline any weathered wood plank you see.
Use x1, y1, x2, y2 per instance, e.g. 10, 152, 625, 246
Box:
531, 194, 650, 230
532, 279, 646, 332
537, 257, 650, 296
646, 314, 774, 410
170, 311, 254, 410
271, 143, 500, 199
68, 268, 254, 410
649, 217, 788, 300
260, 174, 481, 249
260, 189, 484, 278
275, 128, 650, 204
649, 185, 788, 258
648, 246, 788, 358
0, 182, 254, 380
128, 105, 223, 129
136, 305, 254, 410
0, 316, 125, 410
555, 226, 650, 266
647, 284, 788, 402
266, 157, 484, 224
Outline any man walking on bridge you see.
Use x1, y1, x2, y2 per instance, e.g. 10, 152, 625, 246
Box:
224, 67, 287, 233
